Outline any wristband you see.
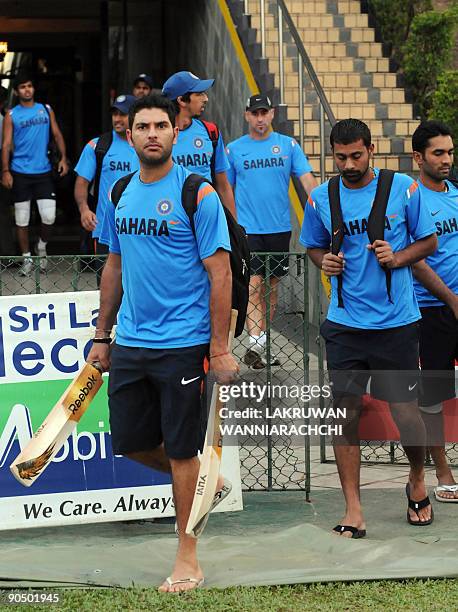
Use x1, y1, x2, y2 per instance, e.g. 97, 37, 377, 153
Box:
2, 169, 10, 173
210, 351, 229, 359
92, 337, 112, 344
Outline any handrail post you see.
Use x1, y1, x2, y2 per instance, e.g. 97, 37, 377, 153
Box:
260, 0, 266, 58
319, 103, 326, 183
244, 0, 248, 14
278, 4, 284, 104
298, 54, 304, 151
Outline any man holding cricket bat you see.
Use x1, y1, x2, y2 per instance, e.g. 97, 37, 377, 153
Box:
87, 93, 239, 593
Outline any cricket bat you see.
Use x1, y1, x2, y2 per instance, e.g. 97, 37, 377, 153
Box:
10, 362, 103, 486
186, 309, 238, 536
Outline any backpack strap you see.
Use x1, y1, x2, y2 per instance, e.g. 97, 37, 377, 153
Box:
201, 119, 219, 184
328, 174, 345, 308
111, 171, 135, 207
181, 173, 211, 235
92, 131, 114, 207
367, 169, 395, 304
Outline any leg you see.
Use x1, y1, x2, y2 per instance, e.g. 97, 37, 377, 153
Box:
14, 200, 31, 254
159, 456, 204, 593
389, 400, 432, 523
36, 199, 56, 271
247, 274, 264, 337
332, 394, 366, 535
420, 408, 458, 500
125, 443, 171, 473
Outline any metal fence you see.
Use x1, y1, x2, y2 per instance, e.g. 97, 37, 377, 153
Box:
1, 254, 456, 489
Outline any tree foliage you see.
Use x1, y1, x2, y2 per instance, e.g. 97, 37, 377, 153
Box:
429, 70, 458, 138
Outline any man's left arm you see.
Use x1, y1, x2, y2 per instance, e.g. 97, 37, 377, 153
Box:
202, 250, 239, 384
214, 171, 237, 219
299, 172, 318, 197
412, 259, 458, 317
49, 107, 69, 176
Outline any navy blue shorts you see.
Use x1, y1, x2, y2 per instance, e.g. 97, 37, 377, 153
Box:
11, 171, 55, 202
247, 231, 291, 278
419, 305, 457, 406
321, 319, 420, 403
108, 342, 209, 459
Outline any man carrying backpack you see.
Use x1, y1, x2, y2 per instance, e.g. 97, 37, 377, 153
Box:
74, 94, 139, 282
300, 119, 437, 536
162, 71, 236, 218
410, 120, 458, 502
86, 93, 239, 592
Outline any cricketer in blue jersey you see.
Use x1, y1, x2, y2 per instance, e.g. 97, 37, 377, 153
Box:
1, 75, 69, 276
410, 121, 458, 502
87, 94, 239, 593
74, 95, 139, 243
162, 71, 236, 218
302, 119, 437, 536
226, 94, 317, 370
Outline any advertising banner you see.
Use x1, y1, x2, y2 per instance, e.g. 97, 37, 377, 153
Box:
0, 291, 242, 530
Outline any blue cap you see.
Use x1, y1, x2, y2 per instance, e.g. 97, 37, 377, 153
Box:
111, 94, 137, 114
162, 71, 214, 100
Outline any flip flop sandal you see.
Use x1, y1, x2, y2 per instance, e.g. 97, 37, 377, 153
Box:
406, 483, 434, 525
161, 577, 204, 592
434, 484, 458, 503
332, 524, 367, 539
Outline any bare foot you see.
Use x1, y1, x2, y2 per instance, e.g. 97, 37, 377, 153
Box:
407, 479, 432, 523
158, 561, 204, 593
332, 511, 366, 538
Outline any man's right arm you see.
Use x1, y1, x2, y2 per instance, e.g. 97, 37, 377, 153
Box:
412, 259, 458, 318
1, 113, 13, 189
308, 248, 345, 275
86, 253, 123, 371
74, 176, 97, 231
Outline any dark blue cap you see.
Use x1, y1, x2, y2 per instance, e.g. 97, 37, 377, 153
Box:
111, 94, 137, 114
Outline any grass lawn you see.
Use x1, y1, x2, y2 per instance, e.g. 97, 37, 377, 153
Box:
3, 579, 457, 611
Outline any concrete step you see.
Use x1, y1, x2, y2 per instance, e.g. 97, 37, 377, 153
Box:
292, 118, 420, 138
306, 154, 414, 175
304, 137, 413, 156
283, 86, 406, 105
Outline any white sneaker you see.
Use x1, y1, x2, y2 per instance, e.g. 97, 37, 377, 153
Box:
19, 257, 33, 277
35, 243, 47, 272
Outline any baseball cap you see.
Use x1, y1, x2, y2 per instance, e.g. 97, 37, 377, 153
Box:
162, 71, 214, 100
111, 94, 137, 114
133, 73, 153, 88
246, 94, 273, 111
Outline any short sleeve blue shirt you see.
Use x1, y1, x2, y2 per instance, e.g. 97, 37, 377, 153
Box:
10, 103, 51, 174
300, 170, 436, 329
226, 132, 313, 234
172, 119, 230, 180
105, 164, 231, 348
74, 131, 139, 240
413, 180, 458, 306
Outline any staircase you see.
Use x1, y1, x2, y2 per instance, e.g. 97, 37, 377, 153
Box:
244, 0, 418, 176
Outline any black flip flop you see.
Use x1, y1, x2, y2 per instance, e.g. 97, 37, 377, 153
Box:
405, 483, 434, 526
332, 524, 366, 539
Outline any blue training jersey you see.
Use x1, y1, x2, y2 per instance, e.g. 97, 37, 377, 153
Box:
413, 180, 458, 307
106, 163, 231, 349
10, 103, 51, 174
74, 132, 139, 241
226, 132, 313, 234
172, 119, 229, 180
300, 169, 436, 329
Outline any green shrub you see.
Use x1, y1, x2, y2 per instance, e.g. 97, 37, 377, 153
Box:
403, 7, 458, 117
429, 70, 458, 137
368, 0, 432, 63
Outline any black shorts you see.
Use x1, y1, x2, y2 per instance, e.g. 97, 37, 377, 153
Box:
11, 171, 55, 202
108, 342, 209, 459
321, 319, 420, 403
419, 305, 457, 407
247, 231, 291, 278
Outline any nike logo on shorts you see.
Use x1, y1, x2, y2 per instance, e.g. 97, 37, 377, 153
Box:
408, 382, 417, 391
181, 376, 200, 385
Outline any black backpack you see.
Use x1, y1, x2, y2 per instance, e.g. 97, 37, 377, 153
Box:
328, 169, 395, 308
201, 119, 219, 183
111, 172, 250, 337
88, 131, 114, 210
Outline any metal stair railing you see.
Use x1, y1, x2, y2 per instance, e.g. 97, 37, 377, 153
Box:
244, 0, 337, 182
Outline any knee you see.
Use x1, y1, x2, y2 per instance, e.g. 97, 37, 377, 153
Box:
14, 201, 31, 227
37, 199, 56, 225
